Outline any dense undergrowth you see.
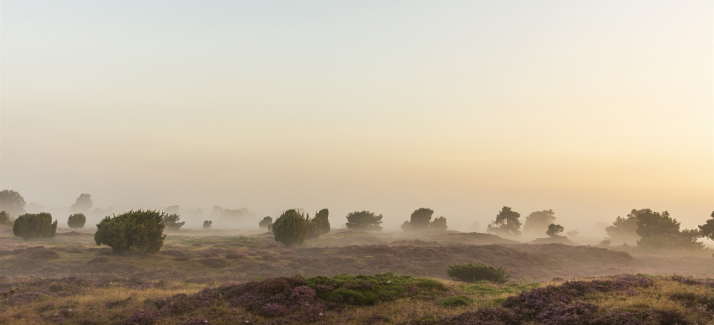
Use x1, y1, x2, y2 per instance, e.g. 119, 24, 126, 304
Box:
2, 273, 714, 324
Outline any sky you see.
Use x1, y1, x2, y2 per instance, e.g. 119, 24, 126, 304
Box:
1, 1, 712, 233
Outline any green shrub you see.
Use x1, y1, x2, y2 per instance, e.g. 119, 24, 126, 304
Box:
446, 262, 510, 284
203, 220, 212, 229
436, 295, 473, 307
305, 273, 446, 306
0, 211, 13, 226
345, 211, 383, 231
259, 216, 272, 229
273, 209, 307, 247
12, 213, 57, 240
429, 216, 448, 231
67, 213, 86, 229
307, 209, 330, 239
162, 213, 185, 230
94, 210, 167, 254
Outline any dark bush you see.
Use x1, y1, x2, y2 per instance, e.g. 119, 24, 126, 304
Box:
409, 208, 434, 230
202, 220, 212, 229
546, 224, 564, 237
273, 210, 308, 247
307, 209, 330, 239
446, 262, 510, 284
436, 295, 473, 307
429, 216, 448, 231
12, 213, 57, 240
259, 216, 273, 229
345, 211, 383, 231
67, 213, 87, 229
94, 210, 166, 254
162, 213, 185, 230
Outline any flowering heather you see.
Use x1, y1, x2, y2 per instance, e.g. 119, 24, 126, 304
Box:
501, 275, 654, 317
124, 310, 159, 325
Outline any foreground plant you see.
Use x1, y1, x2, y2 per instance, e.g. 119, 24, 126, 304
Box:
94, 210, 166, 254
13, 213, 57, 240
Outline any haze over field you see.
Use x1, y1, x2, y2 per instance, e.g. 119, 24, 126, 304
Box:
1, 1, 712, 231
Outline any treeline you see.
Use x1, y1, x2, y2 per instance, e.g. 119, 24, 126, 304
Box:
483, 205, 714, 251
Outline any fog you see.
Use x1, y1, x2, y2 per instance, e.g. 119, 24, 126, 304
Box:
1, 0, 712, 240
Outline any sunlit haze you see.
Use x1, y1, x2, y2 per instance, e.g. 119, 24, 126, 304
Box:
1, 1, 712, 233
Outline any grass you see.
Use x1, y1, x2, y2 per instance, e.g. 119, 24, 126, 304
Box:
305, 272, 446, 305
3, 275, 714, 324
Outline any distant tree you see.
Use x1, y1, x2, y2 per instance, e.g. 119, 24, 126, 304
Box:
273, 209, 308, 247
401, 221, 412, 231
307, 209, 330, 239
633, 209, 702, 250
203, 220, 212, 229
70, 194, 93, 214
429, 216, 448, 231
0, 190, 26, 217
487, 206, 522, 237
566, 230, 579, 238
211, 206, 224, 217
67, 213, 87, 229
94, 210, 166, 254
185, 208, 203, 219
259, 216, 273, 229
605, 213, 640, 245
164, 205, 180, 215
699, 211, 714, 241
162, 213, 185, 230
0, 211, 13, 226
634, 209, 680, 239
410, 208, 433, 230
546, 224, 564, 237
13, 213, 57, 240
523, 210, 556, 235
314, 209, 330, 235
468, 221, 480, 232
345, 211, 383, 231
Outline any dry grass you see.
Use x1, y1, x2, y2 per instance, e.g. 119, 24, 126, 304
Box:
0, 284, 205, 325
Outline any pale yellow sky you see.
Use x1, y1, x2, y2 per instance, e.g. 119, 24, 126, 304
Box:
1, 1, 712, 232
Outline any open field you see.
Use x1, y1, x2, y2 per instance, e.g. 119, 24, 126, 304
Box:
2, 225, 714, 324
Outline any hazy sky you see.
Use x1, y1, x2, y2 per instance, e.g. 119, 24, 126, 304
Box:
1, 1, 712, 232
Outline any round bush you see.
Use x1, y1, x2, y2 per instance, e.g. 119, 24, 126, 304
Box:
67, 213, 86, 229
202, 220, 212, 229
12, 213, 57, 240
273, 209, 308, 247
446, 262, 510, 284
94, 210, 167, 254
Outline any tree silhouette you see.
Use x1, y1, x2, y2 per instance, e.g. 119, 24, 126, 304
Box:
699, 211, 714, 241
0, 190, 26, 217
70, 194, 93, 214
546, 224, 564, 237
487, 206, 521, 236
523, 210, 556, 234
345, 211, 383, 231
